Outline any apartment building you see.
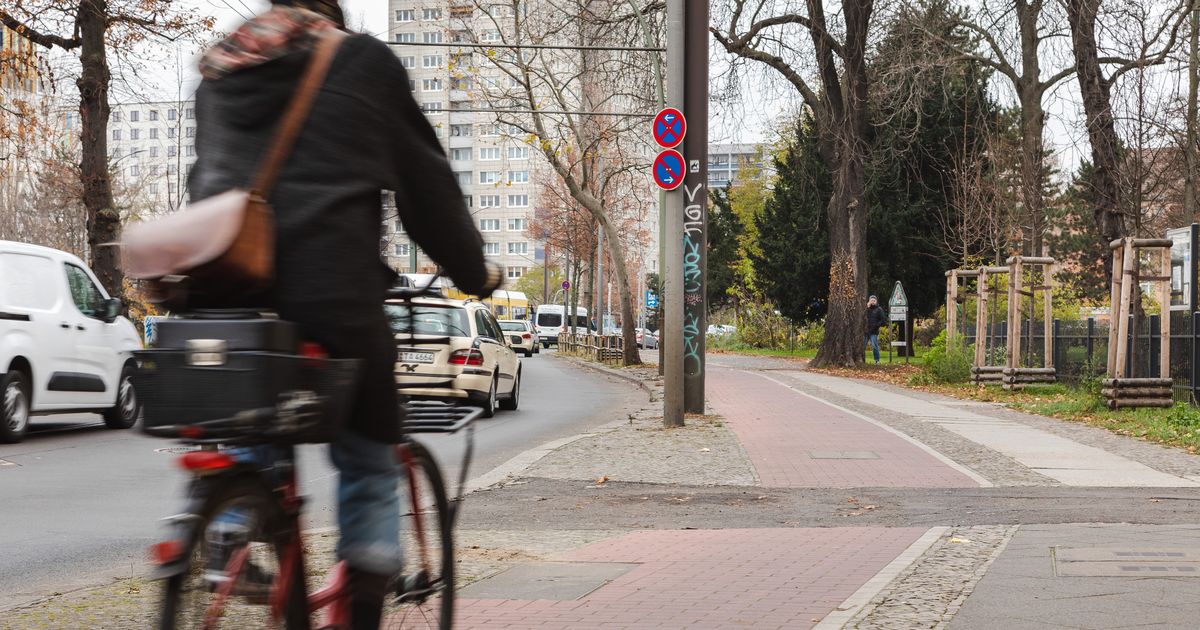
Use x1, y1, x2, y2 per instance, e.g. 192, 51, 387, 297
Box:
708, 143, 774, 189
105, 100, 197, 216
385, 0, 541, 281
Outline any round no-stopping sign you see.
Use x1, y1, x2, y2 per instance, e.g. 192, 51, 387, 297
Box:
652, 149, 686, 190
562, 281, 570, 290
652, 107, 686, 149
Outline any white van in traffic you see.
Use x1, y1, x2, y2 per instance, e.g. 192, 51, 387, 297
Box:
534, 304, 591, 348
0, 242, 143, 442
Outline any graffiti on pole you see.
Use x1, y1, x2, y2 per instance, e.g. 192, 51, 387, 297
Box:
682, 182, 705, 374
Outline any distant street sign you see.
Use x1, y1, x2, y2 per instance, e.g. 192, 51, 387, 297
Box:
646, 291, 659, 308
562, 281, 571, 290
889, 281, 908, 308
889, 306, 907, 321
652, 149, 686, 190
652, 107, 686, 149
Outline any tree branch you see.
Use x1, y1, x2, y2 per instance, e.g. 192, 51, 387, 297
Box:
0, 11, 81, 50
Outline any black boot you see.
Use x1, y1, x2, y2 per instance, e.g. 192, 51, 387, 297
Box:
347, 568, 390, 630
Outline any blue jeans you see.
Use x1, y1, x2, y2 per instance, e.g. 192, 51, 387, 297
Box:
217, 432, 403, 576
866, 333, 880, 363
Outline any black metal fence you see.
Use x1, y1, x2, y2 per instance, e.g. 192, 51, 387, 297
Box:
958, 312, 1200, 404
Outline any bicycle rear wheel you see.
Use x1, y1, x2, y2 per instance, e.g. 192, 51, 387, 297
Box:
383, 440, 454, 630
159, 474, 309, 630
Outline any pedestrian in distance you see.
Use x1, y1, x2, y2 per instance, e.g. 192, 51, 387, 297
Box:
865, 295, 887, 365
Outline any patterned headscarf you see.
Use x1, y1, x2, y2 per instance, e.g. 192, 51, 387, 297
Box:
199, 5, 341, 80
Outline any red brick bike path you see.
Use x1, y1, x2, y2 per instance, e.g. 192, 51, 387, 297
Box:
708, 367, 979, 488
455, 527, 925, 630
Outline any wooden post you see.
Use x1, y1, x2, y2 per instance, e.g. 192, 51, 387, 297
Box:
1107, 243, 1124, 376
1114, 240, 1136, 379
1009, 260, 1023, 370
975, 269, 988, 371
1161, 247, 1173, 381
1044, 265, 1054, 369
947, 271, 958, 342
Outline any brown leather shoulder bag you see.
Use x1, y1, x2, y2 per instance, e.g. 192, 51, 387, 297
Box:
122, 30, 347, 307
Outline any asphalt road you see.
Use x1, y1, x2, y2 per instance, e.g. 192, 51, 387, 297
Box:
0, 350, 634, 610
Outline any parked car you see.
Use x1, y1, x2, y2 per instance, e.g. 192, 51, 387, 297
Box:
636, 328, 659, 349
499, 319, 538, 357
0, 241, 143, 443
385, 296, 521, 418
534, 304, 591, 348
707, 324, 737, 337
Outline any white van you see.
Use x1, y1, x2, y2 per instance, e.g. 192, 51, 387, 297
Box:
0, 242, 143, 443
534, 304, 591, 348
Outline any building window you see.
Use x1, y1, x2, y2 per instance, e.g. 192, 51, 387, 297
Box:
168, 108, 177, 121
400, 56, 416, 68
463, 195, 473, 207
168, 127, 177, 139
130, 111, 140, 122
168, 146, 177, 157
112, 129, 122, 141
479, 171, 500, 184
484, 242, 500, 255
395, 32, 416, 43
130, 164, 140, 176
186, 127, 196, 138
507, 242, 529, 255
169, 164, 178, 175
111, 147, 122, 158
508, 170, 529, 184
149, 146, 159, 158
480, 123, 500, 137
422, 55, 443, 68
112, 111, 122, 123
395, 9, 413, 21
421, 102, 443, 113
480, 219, 501, 232
480, 195, 501, 208
149, 109, 159, 121
479, 147, 501, 161
409, 79, 416, 91
422, 8, 442, 20
394, 243, 411, 256
186, 145, 195, 157
149, 183, 159, 195
186, 108, 195, 120
422, 78, 443, 91
449, 148, 471, 161
129, 128, 140, 140
454, 171, 472, 186
450, 124, 472, 137
508, 146, 529, 160
149, 128, 158, 139
423, 32, 443, 44
506, 266, 527, 279
481, 30, 501, 42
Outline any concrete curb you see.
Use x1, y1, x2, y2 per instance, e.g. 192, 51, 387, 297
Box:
550, 353, 658, 396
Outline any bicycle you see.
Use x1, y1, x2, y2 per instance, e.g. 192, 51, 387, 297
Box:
144, 280, 479, 630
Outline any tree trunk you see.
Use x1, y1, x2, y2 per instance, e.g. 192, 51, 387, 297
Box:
1017, 0, 1046, 257
1187, 4, 1199, 220
598, 215, 641, 364
1066, 0, 1127, 287
77, 0, 122, 299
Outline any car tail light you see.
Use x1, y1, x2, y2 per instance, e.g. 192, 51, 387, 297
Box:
150, 540, 184, 565
522, 333, 531, 339
449, 349, 485, 366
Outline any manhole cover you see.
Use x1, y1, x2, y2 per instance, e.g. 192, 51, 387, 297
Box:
458, 562, 638, 600
809, 451, 879, 460
154, 446, 199, 455
1054, 547, 1200, 577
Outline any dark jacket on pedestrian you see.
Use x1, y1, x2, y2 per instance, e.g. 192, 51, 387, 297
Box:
189, 16, 488, 442
865, 304, 887, 336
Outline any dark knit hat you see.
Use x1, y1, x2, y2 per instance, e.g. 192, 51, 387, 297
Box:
271, 0, 345, 26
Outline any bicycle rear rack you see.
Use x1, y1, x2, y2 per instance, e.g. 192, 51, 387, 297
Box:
400, 402, 482, 434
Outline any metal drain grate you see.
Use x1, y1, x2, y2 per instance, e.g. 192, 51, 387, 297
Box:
1054, 547, 1200, 577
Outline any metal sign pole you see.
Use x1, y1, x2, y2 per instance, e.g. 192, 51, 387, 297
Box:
662, 0, 685, 427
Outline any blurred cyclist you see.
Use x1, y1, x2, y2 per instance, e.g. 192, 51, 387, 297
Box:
189, 1, 500, 627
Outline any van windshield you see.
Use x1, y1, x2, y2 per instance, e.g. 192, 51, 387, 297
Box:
537, 313, 562, 327
385, 304, 471, 337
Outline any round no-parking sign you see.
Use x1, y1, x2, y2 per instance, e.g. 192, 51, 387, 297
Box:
652, 149, 686, 191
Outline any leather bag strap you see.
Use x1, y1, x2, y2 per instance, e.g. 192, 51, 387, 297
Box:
250, 29, 348, 197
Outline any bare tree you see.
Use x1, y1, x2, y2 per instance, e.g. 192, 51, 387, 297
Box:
712, 0, 876, 367
1, 1, 212, 298
464, 0, 658, 364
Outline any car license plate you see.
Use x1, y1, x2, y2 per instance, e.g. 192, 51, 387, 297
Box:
401, 352, 435, 364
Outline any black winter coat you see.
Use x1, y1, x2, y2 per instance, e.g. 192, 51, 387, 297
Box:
188, 33, 487, 443
865, 305, 887, 335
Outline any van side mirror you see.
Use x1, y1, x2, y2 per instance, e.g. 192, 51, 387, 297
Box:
104, 298, 122, 322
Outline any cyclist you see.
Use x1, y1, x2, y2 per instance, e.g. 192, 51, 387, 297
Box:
188, 1, 500, 627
